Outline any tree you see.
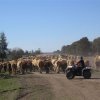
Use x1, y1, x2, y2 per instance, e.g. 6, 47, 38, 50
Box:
53, 50, 61, 54
61, 46, 67, 54
0, 32, 8, 62
93, 37, 100, 54
24, 50, 29, 56
24, 50, 34, 56
76, 37, 91, 55
10, 48, 24, 60
61, 37, 92, 56
34, 48, 41, 55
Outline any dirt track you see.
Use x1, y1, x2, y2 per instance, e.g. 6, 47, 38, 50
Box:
16, 72, 100, 100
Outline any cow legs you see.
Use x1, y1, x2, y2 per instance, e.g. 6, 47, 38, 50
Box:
4, 66, 7, 72
39, 67, 42, 74
46, 67, 49, 74
12, 64, 17, 75
56, 66, 60, 73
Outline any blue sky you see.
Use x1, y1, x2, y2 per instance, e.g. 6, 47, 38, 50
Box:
0, 0, 100, 52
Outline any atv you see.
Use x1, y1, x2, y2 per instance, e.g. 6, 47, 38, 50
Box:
66, 65, 91, 79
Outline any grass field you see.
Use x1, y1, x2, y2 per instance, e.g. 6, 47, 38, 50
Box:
0, 73, 53, 100
0, 74, 21, 100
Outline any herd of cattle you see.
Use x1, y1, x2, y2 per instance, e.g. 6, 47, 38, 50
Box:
0, 55, 100, 75
95, 55, 100, 68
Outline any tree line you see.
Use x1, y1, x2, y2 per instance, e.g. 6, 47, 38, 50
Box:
0, 32, 42, 61
61, 37, 100, 56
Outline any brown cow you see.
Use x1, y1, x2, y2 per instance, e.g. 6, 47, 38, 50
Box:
44, 59, 53, 74
32, 57, 45, 73
10, 60, 17, 75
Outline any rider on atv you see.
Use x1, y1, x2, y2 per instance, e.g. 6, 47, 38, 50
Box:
66, 56, 91, 79
76, 56, 85, 68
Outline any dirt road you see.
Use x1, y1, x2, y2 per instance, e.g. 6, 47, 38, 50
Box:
16, 72, 100, 100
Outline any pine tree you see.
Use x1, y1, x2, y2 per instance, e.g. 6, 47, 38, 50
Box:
0, 32, 8, 62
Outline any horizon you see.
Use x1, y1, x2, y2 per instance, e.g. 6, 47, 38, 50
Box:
0, 0, 100, 52
6, 35, 100, 52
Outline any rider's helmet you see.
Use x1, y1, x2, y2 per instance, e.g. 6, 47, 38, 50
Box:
80, 56, 83, 60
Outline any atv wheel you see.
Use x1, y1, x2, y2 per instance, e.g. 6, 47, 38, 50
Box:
83, 70, 91, 79
66, 71, 75, 79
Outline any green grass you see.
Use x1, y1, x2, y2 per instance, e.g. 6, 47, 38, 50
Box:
0, 73, 54, 100
0, 78, 20, 92
0, 74, 21, 100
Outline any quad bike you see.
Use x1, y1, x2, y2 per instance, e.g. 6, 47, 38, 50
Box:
66, 65, 91, 79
